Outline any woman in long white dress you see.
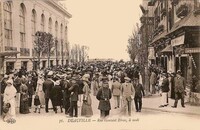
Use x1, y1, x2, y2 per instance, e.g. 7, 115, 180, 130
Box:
35, 75, 45, 107
3, 79, 17, 120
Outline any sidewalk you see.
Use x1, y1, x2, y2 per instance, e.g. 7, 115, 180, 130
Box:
142, 95, 200, 116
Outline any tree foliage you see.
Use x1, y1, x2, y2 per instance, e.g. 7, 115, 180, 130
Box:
33, 31, 54, 68
127, 23, 140, 62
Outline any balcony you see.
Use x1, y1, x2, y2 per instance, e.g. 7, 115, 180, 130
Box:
5, 46, 17, 51
171, 0, 179, 6
161, 8, 167, 17
158, 25, 164, 33
176, 4, 189, 18
140, 16, 146, 24
155, 16, 160, 23
153, 25, 164, 38
20, 48, 30, 56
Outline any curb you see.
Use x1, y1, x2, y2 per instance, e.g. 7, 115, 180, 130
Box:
142, 107, 200, 116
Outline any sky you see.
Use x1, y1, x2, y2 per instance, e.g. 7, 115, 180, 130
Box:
63, 0, 143, 61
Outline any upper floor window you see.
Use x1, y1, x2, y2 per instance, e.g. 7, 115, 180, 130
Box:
65, 26, 68, 40
31, 9, 36, 43
19, 3, 26, 48
41, 14, 45, 32
48, 17, 52, 33
55, 21, 58, 38
60, 23, 63, 39
4, 2, 12, 46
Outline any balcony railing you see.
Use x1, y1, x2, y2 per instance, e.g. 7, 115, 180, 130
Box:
20, 48, 30, 56
5, 46, 17, 51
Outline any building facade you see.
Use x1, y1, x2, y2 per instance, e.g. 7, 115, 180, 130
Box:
140, 0, 200, 80
0, 0, 72, 74
139, 0, 200, 101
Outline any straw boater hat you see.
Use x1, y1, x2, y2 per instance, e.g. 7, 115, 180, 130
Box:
55, 80, 60, 85
47, 71, 54, 76
177, 70, 181, 75
6, 79, 13, 85
124, 77, 131, 81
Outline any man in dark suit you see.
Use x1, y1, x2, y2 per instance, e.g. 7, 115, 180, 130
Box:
43, 72, 54, 113
68, 77, 79, 117
134, 78, 145, 112
172, 70, 186, 108
26, 74, 35, 108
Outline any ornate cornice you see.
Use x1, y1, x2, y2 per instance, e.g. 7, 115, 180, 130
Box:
44, 0, 72, 18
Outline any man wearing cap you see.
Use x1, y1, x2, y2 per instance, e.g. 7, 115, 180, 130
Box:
172, 70, 186, 108
43, 73, 54, 113
134, 78, 145, 112
96, 77, 112, 118
120, 77, 135, 116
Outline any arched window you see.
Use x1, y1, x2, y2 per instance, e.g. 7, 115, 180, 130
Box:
55, 21, 58, 37
19, 3, 26, 48
41, 14, 45, 32
4, 2, 12, 46
31, 9, 36, 44
48, 17, 52, 33
65, 26, 68, 41
60, 24, 63, 39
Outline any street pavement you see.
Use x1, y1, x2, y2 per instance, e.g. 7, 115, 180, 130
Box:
1, 94, 200, 130
142, 94, 200, 116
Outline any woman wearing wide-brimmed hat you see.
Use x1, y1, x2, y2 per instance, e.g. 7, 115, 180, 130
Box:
81, 76, 93, 117
3, 79, 17, 119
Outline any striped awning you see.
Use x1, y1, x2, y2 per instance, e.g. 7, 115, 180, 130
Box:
161, 45, 173, 53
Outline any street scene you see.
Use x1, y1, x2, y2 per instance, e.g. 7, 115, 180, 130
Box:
0, 0, 200, 130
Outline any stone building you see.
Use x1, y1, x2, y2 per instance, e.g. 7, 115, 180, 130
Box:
0, 0, 72, 74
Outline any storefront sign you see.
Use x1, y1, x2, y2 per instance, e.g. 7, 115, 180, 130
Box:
185, 48, 200, 53
148, 47, 155, 60
171, 35, 185, 46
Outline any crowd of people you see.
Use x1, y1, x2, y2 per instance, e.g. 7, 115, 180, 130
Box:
1, 60, 199, 122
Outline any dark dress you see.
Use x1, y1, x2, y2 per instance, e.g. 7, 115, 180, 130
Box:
19, 84, 30, 114
50, 85, 63, 107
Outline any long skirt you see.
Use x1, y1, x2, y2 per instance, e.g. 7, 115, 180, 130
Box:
19, 95, 30, 114
38, 91, 45, 105
81, 95, 93, 117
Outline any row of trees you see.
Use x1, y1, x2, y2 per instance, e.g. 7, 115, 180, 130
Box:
127, 23, 149, 93
33, 31, 89, 68
70, 44, 89, 64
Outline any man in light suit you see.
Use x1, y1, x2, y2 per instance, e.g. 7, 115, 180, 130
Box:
121, 77, 135, 116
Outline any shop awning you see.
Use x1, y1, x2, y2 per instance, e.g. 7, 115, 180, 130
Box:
161, 45, 173, 53
0, 51, 19, 57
